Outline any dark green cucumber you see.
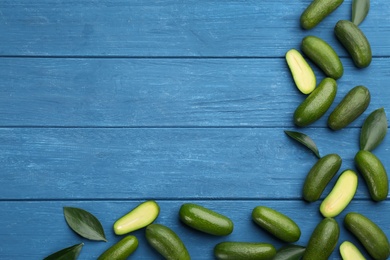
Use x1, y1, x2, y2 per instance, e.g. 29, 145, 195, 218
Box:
273, 245, 305, 260
145, 223, 190, 260
98, 236, 138, 260
344, 212, 390, 260
328, 85, 370, 130
294, 77, 337, 127
303, 153, 342, 202
335, 20, 372, 68
302, 218, 340, 260
214, 242, 276, 260
301, 35, 343, 80
252, 206, 301, 243
300, 0, 344, 30
354, 150, 389, 201
179, 203, 233, 236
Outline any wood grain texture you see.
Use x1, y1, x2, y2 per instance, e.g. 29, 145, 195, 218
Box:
0, 0, 389, 57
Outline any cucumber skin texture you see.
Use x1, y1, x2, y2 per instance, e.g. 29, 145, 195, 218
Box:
294, 77, 337, 127
328, 85, 370, 130
252, 206, 301, 243
302, 218, 340, 260
354, 150, 389, 201
145, 224, 191, 260
344, 212, 390, 260
303, 153, 342, 202
214, 242, 276, 260
179, 203, 233, 236
97, 236, 138, 260
335, 20, 372, 68
300, 0, 344, 30
301, 35, 343, 80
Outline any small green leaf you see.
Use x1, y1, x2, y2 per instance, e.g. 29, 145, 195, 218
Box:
44, 243, 83, 260
360, 108, 388, 151
63, 207, 107, 242
284, 130, 320, 158
273, 245, 306, 260
352, 0, 370, 26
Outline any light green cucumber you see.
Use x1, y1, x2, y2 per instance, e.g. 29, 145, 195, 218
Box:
301, 35, 343, 79
98, 236, 138, 260
286, 49, 317, 94
300, 0, 344, 30
252, 206, 301, 243
344, 212, 390, 260
294, 77, 337, 127
179, 203, 233, 236
339, 241, 366, 260
303, 153, 342, 202
214, 242, 276, 260
328, 85, 370, 130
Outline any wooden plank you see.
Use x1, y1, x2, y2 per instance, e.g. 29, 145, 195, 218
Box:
0, 0, 388, 57
1, 57, 389, 127
1, 128, 388, 200
0, 200, 388, 259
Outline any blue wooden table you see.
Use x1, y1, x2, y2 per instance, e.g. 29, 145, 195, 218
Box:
1, 1, 389, 259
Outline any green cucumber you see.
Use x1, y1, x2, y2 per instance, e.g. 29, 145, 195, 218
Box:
354, 150, 389, 201
300, 0, 344, 30
303, 153, 342, 202
98, 236, 138, 260
145, 223, 190, 260
301, 35, 343, 80
335, 20, 372, 68
339, 241, 365, 260
179, 203, 233, 236
302, 218, 340, 260
328, 85, 370, 130
273, 245, 305, 260
214, 242, 276, 260
344, 212, 390, 260
294, 77, 337, 127
252, 206, 301, 243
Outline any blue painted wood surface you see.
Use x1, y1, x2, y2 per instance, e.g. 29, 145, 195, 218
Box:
0, 0, 389, 259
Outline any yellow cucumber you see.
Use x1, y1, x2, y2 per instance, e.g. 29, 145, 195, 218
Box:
286, 49, 316, 94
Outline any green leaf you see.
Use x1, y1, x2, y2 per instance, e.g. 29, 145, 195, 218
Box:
352, 0, 370, 26
273, 245, 306, 260
360, 108, 388, 151
43, 243, 83, 260
63, 207, 107, 242
284, 130, 320, 158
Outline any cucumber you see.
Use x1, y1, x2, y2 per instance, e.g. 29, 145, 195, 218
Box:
303, 153, 342, 202
328, 85, 370, 130
301, 35, 343, 80
320, 169, 358, 217
214, 242, 276, 260
344, 212, 390, 260
113, 200, 160, 235
354, 150, 389, 201
302, 218, 340, 260
335, 20, 372, 68
273, 245, 306, 260
252, 206, 301, 243
286, 49, 317, 94
97, 236, 138, 260
300, 0, 344, 30
179, 203, 233, 236
145, 223, 191, 260
339, 241, 365, 260
294, 77, 337, 127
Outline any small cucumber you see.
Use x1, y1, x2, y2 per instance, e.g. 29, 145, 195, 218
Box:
335, 20, 372, 68
300, 0, 344, 30
354, 150, 389, 201
252, 206, 301, 243
303, 153, 342, 202
301, 35, 343, 80
286, 49, 317, 94
214, 242, 276, 260
328, 85, 370, 130
294, 77, 337, 127
273, 245, 306, 260
344, 212, 390, 260
179, 203, 233, 236
113, 200, 160, 235
302, 218, 340, 260
320, 169, 358, 217
97, 236, 138, 260
339, 241, 365, 260
145, 223, 191, 260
